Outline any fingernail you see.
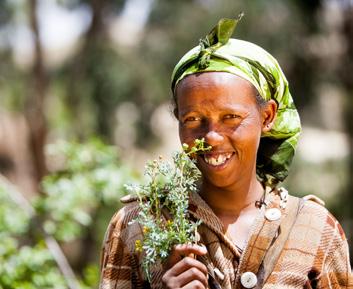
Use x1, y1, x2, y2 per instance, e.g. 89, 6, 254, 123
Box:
199, 244, 207, 253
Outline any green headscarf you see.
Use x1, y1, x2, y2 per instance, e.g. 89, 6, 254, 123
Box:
171, 16, 301, 187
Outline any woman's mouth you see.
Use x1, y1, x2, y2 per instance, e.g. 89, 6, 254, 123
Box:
202, 152, 234, 166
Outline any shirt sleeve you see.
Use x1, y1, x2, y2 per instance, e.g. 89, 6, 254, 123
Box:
317, 215, 353, 289
99, 206, 144, 289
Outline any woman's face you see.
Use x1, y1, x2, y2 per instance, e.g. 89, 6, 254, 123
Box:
175, 72, 274, 189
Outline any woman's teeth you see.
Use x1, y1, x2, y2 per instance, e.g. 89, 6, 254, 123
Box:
204, 153, 233, 166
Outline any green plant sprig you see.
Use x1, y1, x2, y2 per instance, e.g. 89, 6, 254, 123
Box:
125, 139, 211, 281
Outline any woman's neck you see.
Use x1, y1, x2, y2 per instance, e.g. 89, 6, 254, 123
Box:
199, 174, 264, 216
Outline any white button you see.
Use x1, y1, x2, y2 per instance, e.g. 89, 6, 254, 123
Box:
279, 187, 288, 200
240, 272, 257, 288
265, 208, 282, 221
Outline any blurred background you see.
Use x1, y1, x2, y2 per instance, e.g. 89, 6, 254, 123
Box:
0, 0, 352, 288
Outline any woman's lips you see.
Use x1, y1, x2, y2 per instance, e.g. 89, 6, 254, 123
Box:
202, 152, 235, 166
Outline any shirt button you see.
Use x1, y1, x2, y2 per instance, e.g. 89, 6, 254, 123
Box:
265, 208, 282, 221
240, 271, 257, 288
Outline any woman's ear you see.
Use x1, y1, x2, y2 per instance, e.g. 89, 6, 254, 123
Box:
261, 99, 277, 133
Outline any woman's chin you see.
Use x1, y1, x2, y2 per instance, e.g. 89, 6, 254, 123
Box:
201, 174, 237, 189
199, 165, 240, 189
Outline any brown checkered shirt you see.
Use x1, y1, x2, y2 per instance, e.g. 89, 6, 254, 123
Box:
99, 191, 352, 288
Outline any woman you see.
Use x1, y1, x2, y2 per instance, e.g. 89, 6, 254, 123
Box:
100, 17, 352, 289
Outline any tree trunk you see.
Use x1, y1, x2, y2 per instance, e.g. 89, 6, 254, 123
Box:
26, 0, 48, 187
66, 0, 107, 139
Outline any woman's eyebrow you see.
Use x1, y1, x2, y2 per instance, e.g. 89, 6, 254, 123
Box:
178, 109, 200, 118
216, 103, 250, 112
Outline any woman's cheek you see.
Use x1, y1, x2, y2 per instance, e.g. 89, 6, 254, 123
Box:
179, 129, 196, 147
179, 124, 204, 144
230, 123, 261, 149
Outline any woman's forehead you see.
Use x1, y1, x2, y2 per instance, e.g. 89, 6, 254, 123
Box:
176, 72, 259, 114
177, 71, 252, 88
176, 72, 257, 100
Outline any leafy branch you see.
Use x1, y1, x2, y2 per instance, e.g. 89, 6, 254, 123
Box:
125, 139, 211, 280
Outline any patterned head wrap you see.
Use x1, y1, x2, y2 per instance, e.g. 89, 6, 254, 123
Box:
171, 16, 301, 187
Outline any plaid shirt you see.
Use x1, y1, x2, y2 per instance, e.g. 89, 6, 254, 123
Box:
99, 191, 352, 289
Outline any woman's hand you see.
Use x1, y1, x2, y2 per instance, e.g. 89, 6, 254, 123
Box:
162, 244, 208, 289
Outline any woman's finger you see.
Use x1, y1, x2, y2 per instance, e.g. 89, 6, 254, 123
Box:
164, 243, 207, 270
177, 266, 208, 288
164, 256, 208, 279
162, 264, 208, 289
181, 279, 207, 289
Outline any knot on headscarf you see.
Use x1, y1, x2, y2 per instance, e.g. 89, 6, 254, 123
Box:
171, 16, 301, 187
197, 14, 243, 69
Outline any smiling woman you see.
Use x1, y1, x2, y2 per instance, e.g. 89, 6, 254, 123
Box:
99, 17, 352, 289
176, 72, 276, 192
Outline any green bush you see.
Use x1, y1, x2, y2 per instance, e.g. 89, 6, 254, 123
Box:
0, 139, 138, 289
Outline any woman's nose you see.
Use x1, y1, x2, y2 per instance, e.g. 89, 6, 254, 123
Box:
204, 130, 224, 146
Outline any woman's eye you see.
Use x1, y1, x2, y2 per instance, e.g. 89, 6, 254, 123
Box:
184, 116, 201, 123
223, 114, 240, 120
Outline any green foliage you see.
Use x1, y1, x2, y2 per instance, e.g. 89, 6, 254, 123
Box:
126, 139, 210, 280
0, 187, 30, 235
0, 139, 137, 288
80, 264, 100, 289
0, 186, 66, 289
0, 239, 67, 289
36, 139, 135, 241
